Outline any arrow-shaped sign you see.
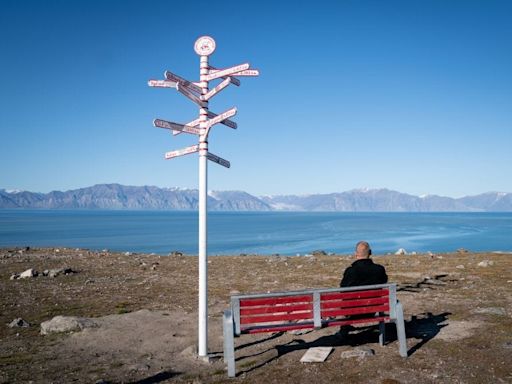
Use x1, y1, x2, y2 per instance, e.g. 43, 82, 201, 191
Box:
228, 69, 259, 77
208, 66, 241, 86
205, 107, 237, 129
177, 83, 207, 107
148, 79, 177, 88
165, 144, 199, 160
205, 63, 250, 81
165, 70, 202, 94
207, 152, 230, 168
154, 119, 202, 135
207, 111, 237, 129
172, 117, 201, 136
202, 77, 231, 101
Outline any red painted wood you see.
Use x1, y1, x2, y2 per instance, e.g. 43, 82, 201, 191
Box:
240, 303, 312, 316
320, 297, 389, 309
242, 322, 314, 334
325, 316, 389, 327
321, 289, 389, 301
240, 311, 313, 325
321, 304, 389, 318
240, 295, 312, 307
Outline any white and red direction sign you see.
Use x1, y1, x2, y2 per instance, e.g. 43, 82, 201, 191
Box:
173, 117, 201, 136
202, 77, 231, 101
205, 63, 249, 81
205, 107, 237, 129
165, 71, 202, 94
154, 119, 201, 135
229, 69, 259, 77
208, 66, 240, 86
206, 152, 230, 168
177, 83, 206, 107
207, 111, 237, 129
147, 79, 177, 88
164, 144, 199, 160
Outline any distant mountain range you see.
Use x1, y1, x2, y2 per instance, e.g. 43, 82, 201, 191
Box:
1, 184, 511, 211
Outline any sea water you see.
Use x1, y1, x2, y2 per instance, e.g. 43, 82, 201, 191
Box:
0, 210, 511, 256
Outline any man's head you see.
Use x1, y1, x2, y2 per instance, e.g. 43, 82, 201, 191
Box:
355, 241, 372, 259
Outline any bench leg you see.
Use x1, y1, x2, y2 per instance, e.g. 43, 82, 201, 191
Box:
223, 309, 236, 377
395, 301, 408, 357
379, 320, 386, 346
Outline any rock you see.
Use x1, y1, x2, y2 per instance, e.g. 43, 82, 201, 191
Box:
19, 269, 37, 278
395, 248, 407, 255
169, 251, 183, 257
10, 273, 20, 280
42, 268, 77, 278
477, 260, 494, 267
457, 248, 469, 254
456, 265, 465, 269
8, 318, 30, 328
341, 346, 375, 359
311, 250, 327, 256
40, 316, 98, 335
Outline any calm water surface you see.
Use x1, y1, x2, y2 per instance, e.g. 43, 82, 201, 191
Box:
0, 210, 511, 255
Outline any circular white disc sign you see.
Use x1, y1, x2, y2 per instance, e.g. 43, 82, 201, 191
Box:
194, 36, 216, 56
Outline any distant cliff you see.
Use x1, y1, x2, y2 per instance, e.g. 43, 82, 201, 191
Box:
1, 184, 511, 211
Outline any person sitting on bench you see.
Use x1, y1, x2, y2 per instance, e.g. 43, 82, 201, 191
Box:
337, 241, 388, 338
340, 241, 388, 287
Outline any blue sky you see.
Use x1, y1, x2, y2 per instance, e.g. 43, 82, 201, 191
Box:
1, 0, 511, 197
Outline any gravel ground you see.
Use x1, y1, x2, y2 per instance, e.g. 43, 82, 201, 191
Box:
1, 247, 511, 383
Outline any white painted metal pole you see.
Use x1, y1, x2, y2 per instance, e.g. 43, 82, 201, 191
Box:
198, 53, 209, 357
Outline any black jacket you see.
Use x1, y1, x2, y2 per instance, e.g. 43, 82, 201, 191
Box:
340, 258, 388, 287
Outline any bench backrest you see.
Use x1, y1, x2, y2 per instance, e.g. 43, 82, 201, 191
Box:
230, 284, 397, 335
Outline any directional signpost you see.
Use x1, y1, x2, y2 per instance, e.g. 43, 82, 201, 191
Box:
148, 36, 258, 359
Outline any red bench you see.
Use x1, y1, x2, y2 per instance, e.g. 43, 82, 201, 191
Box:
223, 283, 407, 377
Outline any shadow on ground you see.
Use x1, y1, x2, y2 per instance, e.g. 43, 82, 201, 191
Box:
233, 311, 450, 376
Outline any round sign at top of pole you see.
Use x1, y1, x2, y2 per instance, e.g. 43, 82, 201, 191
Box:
194, 36, 216, 56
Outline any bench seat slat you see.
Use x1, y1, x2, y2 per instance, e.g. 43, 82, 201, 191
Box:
321, 289, 389, 301
240, 311, 313, 325
320, 297, 389, 309
323, 315, 390, 327
239, 295, 312, 307
240, 303, 312, 316
242, 322, 314, 334
322, 304, 389, 317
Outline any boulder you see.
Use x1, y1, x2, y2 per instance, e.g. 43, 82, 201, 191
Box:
19, 269, 37, 278
40, 316, 98, 335
395, 248, 407, 255
477, 260, 494, 267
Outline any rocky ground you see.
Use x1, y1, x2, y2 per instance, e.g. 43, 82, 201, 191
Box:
1, 247, 511, 383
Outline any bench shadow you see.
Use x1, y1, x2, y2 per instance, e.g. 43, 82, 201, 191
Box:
236, 311, 450, 376
127, 370, 181, 384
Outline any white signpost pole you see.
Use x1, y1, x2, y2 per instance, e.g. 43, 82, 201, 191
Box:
148, 35, 258, 359
196, 36, 215, 358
